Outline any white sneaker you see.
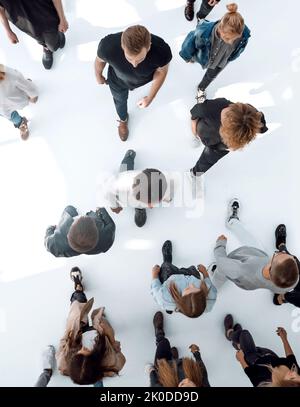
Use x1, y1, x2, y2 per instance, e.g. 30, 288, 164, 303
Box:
145, 363, 155, 375
42, 345, 56, 371
191, 134, 202, 148
227, 198, 241, 225
196, 89, 206, 104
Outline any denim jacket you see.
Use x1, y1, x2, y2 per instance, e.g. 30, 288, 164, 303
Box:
179, 20, 251, 68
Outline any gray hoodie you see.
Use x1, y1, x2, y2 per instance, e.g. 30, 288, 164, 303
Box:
214, 238, 298, 294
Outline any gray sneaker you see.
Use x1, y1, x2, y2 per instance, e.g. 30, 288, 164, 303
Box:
42, 345, 56, 371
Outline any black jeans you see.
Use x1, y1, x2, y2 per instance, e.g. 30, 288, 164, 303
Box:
278, 245, 300, 307
192, 146, 229, 175
189, 0, 219, 20
230, 330, 278, 365
154, 336, 173, 365
198, 67, 223, 91
107, 68, 129, 121
37, 31, 61, 52
70, 290, 87, 304
159, 262, 200, 284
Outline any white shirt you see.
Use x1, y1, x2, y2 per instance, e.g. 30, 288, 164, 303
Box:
0, 66, 38, 119
102, 170, 174, 209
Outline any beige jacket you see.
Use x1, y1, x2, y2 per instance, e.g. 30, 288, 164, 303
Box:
56, 298, 126, 377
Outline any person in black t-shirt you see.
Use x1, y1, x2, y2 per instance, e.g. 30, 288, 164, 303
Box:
189, 98, 268, 181
95, 25, 172, 141
0, 0, 68, 70
224, 315, 300, 387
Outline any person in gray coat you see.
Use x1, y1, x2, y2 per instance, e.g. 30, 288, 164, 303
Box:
44, 206, 115, 257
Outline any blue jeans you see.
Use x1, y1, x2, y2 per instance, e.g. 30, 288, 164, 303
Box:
107, 67, 129, 121
10, 111, 23, 128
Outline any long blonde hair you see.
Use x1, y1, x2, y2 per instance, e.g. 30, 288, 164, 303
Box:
219, 3, 244, 36
157, 358, 204, 387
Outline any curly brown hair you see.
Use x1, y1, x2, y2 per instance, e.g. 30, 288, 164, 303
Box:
220, 103, 263, 150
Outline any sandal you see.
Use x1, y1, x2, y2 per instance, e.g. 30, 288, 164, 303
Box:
70, 267, 83, 291
19, 117, 29, 141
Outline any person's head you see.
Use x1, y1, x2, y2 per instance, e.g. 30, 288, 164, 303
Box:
69, 334, 118, 385
259, 365, 300, 387
133, 169, 168, 208
157, 358, 203, 387
269, 252, 299, 289
0, 64, 5, 81
67, 216, 99, 253
220, 103, 263, 150
218, 3, 244, 44
169, 282, 207, 318
121, 25, 151, 67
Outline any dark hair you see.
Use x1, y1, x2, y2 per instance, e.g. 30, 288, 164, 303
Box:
69, 335, 118, 385
67, 216, 99, 253
121, 25, 151, 55
133, 169, 167, 205
271, 257, 299, 288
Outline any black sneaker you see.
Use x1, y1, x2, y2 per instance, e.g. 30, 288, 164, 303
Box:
184, 1, 194, 21
275, 224, 287, 250
42, 48, 53, 70
59, 32, 66, 49
162, 240, 172, 263
224, 314, 234, 340
227, 198, 240, 223
134, 208, 147, 227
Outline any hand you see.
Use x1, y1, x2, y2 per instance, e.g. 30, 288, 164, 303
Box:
189, 344, 200, 353
113, 340, 121, 353
208, 0, 219, 6
58, 18, 69, 33
236, 350, 245, 363
29, 96, 38, 103
179, 378, 196, 387
8, 30, 19, 44
276, 327, 288, 341
197, 264, 208, 277
137, 96, 153, 109
97, 75, 107, 85
111, 206, 123, 214
152, 265, 160, 279
217, 234, 227, 242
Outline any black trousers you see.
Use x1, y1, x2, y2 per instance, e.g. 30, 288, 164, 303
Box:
278, 245, 300, 307
189, 0, 220, 20
198, 67, 223, 91
192, 146, 229, 175
159, 262, 200, 284
154, 336, 173, 365
70, 290, 87, 304
230, 329, 278, 365
36, 31, 61, 52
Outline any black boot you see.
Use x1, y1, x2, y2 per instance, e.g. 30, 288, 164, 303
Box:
42, 48, 53, 70
184, 1, 195, 21
275, 224, 287, 250
162, 240, 172, 263
224, 314, 234, 340
153, 311, 165, 340
171, 347, 179, 360
135, 208, 147, 227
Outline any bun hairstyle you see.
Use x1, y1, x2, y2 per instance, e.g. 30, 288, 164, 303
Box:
219, 3, 244, 36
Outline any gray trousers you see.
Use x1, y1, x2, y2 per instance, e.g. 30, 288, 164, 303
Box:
34, 369, 52, 387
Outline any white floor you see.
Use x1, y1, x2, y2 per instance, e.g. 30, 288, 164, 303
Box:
0, 0, 300, 387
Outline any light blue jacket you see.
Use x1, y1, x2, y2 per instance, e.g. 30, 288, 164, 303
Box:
151, 274, 217, 313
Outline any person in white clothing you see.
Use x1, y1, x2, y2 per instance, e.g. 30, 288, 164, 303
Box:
103, 150, 173, 228
0, 64, 38, 140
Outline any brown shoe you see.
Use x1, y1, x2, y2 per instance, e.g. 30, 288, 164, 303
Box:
117, 117, 129, 141
153, 311, 164, 337
19, 117, 29, 140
